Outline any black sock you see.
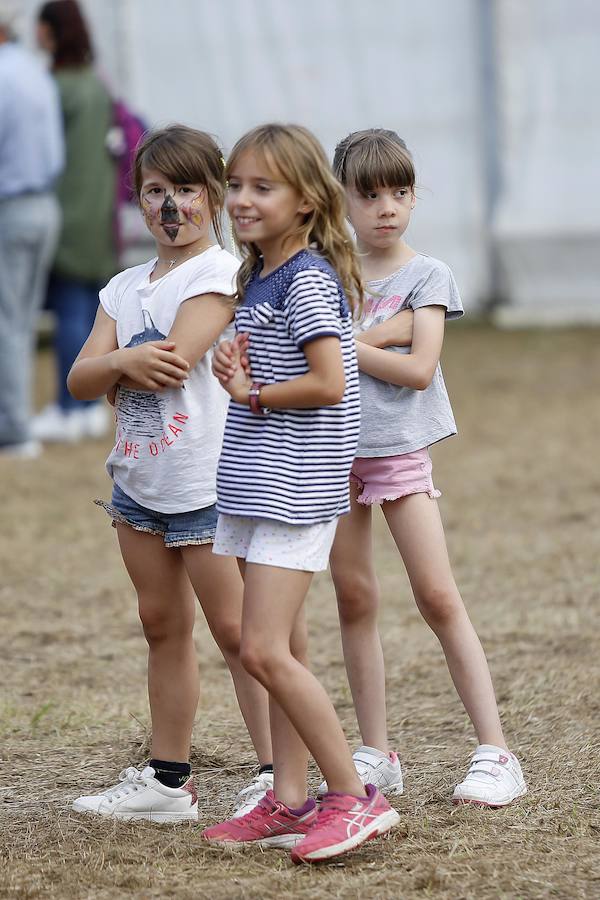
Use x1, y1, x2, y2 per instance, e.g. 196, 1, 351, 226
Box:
259, 763, 273, 776
149, 758, 191, 788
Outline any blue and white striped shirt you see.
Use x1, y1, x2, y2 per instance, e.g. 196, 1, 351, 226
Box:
216, 250, 360, 525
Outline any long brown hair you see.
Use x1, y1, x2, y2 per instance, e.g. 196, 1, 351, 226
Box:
134, 125, 226, 246
38, 0, 93, 68
226, 123, 363, 313
333, 129, 415, 195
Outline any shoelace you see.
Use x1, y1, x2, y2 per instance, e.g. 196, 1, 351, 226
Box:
102, 767, 148, 802
234, 793, 278, 824
315, 796, 353, 827
235, 773, 272, 803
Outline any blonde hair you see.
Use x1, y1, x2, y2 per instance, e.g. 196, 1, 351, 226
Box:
225, 123, 363, 313
134, 125, 226, 246
333, 129, 415, 196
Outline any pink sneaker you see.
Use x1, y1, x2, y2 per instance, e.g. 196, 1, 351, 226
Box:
200, 789, 317, 849
291, 783, 400, 864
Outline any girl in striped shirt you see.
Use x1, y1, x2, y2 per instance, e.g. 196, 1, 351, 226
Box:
201, 124, 400, 863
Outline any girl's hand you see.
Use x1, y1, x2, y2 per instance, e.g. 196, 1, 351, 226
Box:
116, 340, 189, 392
220, 342, 252, 404
212, 333, 252, 384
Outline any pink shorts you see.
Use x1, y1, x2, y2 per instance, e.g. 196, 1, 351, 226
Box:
350, 448, 441, 506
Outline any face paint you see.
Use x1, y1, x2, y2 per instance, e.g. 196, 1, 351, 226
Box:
181, 190, 206, 230
141, 195, 155, 228
160, 194, 180, 241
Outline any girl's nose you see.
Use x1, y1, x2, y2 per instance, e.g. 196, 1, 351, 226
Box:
378, 199, 396, 217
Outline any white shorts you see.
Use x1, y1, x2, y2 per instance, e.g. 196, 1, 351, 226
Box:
213, 514, 339, 572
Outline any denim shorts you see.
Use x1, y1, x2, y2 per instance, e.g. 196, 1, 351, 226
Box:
94, 483, 218, 548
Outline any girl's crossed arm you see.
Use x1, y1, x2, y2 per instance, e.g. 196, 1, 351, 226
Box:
67, 306, 190, 400
224, 336, 345, 409
356, 308, 414, 348
355, 305, 445, 390
68, 294, 232, 400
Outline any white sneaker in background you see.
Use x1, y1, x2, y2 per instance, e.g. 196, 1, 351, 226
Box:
452, 744, 527, 807
31, 404, 85, 443
83, 402, 111, 439
318, 745, 404, 797
71, 766, 198, 823
0, 439, 42, 459
231, 770, 274, 818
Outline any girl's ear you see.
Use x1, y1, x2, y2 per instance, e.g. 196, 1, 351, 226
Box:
410, 189, 416, 210
298, 197, 314, 215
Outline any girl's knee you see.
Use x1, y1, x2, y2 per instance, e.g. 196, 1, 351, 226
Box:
334, 571, 379, 626
416, 585, 462, 630
211, 617, 242, 657
239, 639, 289, 685
139, 602, 193, 644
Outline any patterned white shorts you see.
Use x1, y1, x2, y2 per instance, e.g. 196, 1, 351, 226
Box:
212, 513, 339, 572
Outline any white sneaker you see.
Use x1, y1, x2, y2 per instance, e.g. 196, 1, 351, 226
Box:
83, 402, 111, 439
452, 744, 527, 807
31, 404, 85, 443
71, 766, 198, 823
0, 439, 42, 459
231, 770, 274, 818
318, 745, 404, 797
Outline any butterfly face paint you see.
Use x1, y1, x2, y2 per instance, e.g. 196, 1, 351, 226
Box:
140, 169, 210, 245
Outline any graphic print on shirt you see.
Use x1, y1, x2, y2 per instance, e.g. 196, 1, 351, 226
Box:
361, 294, 405, 330
114, 309, 189, 458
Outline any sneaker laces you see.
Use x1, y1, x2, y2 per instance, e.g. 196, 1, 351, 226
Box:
102, 767, 149, 801
234, 772, 273, 805
234, 792, 278, 825
316, 795, 353, 827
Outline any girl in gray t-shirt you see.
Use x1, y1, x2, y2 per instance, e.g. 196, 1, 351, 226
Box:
322, 129, 526, 808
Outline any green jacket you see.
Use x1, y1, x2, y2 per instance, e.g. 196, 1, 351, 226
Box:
53, 67, 117, 283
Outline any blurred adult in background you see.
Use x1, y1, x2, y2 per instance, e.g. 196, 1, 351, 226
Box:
33, 0, 117, 443
0, 0, 63, 458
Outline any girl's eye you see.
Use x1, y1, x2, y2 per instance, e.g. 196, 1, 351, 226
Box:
395, 189, 408, 197
179, 187, 194, 194
257, 184, 271, 192
147, 187, 163, 195
227, 181, 240, 191
366, 192, 378, 200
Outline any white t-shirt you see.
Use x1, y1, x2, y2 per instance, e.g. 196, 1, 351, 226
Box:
99, 245, 238, 513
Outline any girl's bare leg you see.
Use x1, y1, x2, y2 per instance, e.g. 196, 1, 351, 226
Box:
117, 524, 198, 761
269, 609, 310, 808
382, 493, 507, 749
240, 563, 366, 807
182, 545, 272, 767
329, 484, 389, 752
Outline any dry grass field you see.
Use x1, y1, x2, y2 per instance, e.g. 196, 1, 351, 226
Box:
1, 325, 599, 899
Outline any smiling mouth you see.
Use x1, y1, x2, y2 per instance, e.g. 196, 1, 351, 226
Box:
235, 216, 260, 226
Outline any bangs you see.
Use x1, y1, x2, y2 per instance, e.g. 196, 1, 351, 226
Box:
346, 141, 415, 195
139, 141, 209, 187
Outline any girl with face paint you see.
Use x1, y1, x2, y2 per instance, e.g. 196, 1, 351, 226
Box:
66, 125, 273, 824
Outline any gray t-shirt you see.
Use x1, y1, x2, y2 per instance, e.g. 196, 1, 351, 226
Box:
356, 253, 463, 457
